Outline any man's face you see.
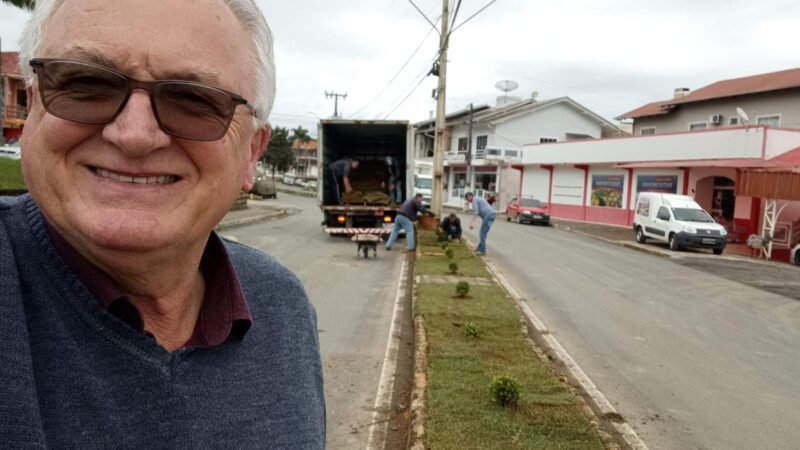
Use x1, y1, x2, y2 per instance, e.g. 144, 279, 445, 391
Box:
21, 0, 269, 254
352, 161, 360, 169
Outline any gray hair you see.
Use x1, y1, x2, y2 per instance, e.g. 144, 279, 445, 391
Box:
18, 0, 275, 125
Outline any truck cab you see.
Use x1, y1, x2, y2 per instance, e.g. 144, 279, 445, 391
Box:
633, 193, 728, 255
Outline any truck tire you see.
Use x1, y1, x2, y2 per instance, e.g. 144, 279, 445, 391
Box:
635, 227, 647, 243
713, 247, 724, 255
668, 233, 680, 251
794, 249, 800, 266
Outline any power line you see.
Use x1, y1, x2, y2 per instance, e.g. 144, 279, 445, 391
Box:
407, 0, 439, 33
450, 0, 463, 28
382, 70, 431, 120
450, 0, 498, 34
348, 24, 438, 118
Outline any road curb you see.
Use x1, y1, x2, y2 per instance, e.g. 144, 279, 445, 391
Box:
277, 187, 316, 198
215, 210, 285, 231
464, 236, 648, 450
407, 313, 428, 450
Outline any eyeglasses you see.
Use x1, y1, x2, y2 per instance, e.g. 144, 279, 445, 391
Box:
29, 58, 258, 141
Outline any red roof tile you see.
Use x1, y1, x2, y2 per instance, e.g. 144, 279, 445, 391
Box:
669, 67, 800, 106
618, 67, 800, 120
616, 101, 673, 120
1, 52, 22, 78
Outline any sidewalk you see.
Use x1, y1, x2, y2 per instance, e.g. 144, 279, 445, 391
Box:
549, 217, 800, 301
216, 202, 285, 231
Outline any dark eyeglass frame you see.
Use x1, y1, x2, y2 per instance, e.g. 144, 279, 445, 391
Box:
29, 58, 258, 141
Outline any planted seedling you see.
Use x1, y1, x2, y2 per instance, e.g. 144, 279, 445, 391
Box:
448, 262, 459, 274
455, 281, 470, 298
444, 248, 455, 259
464, 321, 482, 338
490, 374, 521, 408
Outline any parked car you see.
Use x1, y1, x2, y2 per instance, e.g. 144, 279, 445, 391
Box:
506, 197, 550, 225
252, 174, 277, 199
0, 140, 21, 160
294, 177, 306, 187
792, 243, 800, 266
633, 193, 728, 255
281, 173, 296, 185
306, 180, 318, 190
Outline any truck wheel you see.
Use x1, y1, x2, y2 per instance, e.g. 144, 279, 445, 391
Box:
795, 250, 800, 266
713, 248, 724, 255
635, 227, 647, 243
668, 233, 680, 251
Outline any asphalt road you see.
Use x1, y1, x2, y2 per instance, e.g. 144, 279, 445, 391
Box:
462, 215, 800, 450
224, 194, 404, 449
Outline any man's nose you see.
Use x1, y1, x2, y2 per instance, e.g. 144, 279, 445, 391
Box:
102, 90, 171, 156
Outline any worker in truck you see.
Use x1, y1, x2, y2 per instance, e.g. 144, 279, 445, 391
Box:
328, 158, 359, 205
381, 156, 402, 204
386, 193, 431, 252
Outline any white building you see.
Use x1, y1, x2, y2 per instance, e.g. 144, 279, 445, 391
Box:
414, 96, 624, 210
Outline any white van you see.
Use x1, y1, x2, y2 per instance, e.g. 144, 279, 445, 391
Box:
633, 193, 728, 255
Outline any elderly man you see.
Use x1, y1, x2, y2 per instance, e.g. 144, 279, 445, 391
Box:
0, 0, 324, 448
465, 191, 496, 256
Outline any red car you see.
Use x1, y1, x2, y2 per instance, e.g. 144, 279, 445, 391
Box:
506, 197, 550, 225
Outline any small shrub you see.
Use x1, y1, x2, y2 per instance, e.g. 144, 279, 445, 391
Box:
444, 248, 455, 259
490, 374, 521, 408
448, 262, 459, 274
464, 321, 481, 338
440, 241, 450, 250
455, 281, 470, 297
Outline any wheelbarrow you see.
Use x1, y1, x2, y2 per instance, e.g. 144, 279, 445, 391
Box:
352, 233, 381, 259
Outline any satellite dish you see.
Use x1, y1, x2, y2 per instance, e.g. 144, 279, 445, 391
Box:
495, 80, 519, 93
736, 107, 749, 124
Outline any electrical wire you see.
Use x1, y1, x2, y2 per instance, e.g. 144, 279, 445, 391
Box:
450, 0, 498, 34
407, 0, 440, 33
450, 0, 463, 28
348, 24, 439, 118
381, 70, 431, 120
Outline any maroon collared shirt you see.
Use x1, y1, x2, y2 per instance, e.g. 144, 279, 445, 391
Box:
46, 223, 252, 349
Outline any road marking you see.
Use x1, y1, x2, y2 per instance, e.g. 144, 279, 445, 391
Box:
471, 238, 649, 450
365, 255, 409, 450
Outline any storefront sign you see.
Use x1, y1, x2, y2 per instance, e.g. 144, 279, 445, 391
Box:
637, 175, 678, 194
591, 175, 624, 208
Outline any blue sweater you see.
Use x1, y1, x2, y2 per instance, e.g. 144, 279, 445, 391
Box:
0, 195, 325, 449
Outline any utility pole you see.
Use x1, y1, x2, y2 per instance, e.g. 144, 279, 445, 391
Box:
431, 0, 450, 219
466, 103, 473, 194
325, 91, 347, 119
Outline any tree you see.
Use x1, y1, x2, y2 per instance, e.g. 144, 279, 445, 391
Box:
262, 126, 294, 180
290, 125, 311, 143
2, 0, 35, 9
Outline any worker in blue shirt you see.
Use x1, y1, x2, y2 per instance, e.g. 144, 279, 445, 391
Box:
465, 192, 495, 256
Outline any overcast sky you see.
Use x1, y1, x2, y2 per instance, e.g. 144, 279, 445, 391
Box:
2, 0, 800, 134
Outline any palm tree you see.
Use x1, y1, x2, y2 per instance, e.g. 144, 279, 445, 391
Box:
290, 126, 311, 143
2, 0, 35, 9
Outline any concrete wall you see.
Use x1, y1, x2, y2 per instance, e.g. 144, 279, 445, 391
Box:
522, 127, 775, 165
521, 166, 551, 202
633, 89, 800, 135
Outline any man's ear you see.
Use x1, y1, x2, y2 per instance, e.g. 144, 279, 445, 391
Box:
242, 121, 272, 192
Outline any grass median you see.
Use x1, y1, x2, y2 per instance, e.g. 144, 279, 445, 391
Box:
415, 230, 603, 449
0, 159, 25, 191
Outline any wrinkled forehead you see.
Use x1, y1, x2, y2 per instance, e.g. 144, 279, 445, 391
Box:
39, 0, 256, 95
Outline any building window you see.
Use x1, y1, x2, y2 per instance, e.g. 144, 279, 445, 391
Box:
457, 137, 468, 151
729, 117, 739, 126
689, 122, 707, 131
640, 127, 656, 136
476, 135, 488, 150
757, 115, 780, 127
504, 150, 519, 157
540, 137, 558, 144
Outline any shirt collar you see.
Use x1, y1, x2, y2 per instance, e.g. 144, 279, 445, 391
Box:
45, 221, 252, 348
